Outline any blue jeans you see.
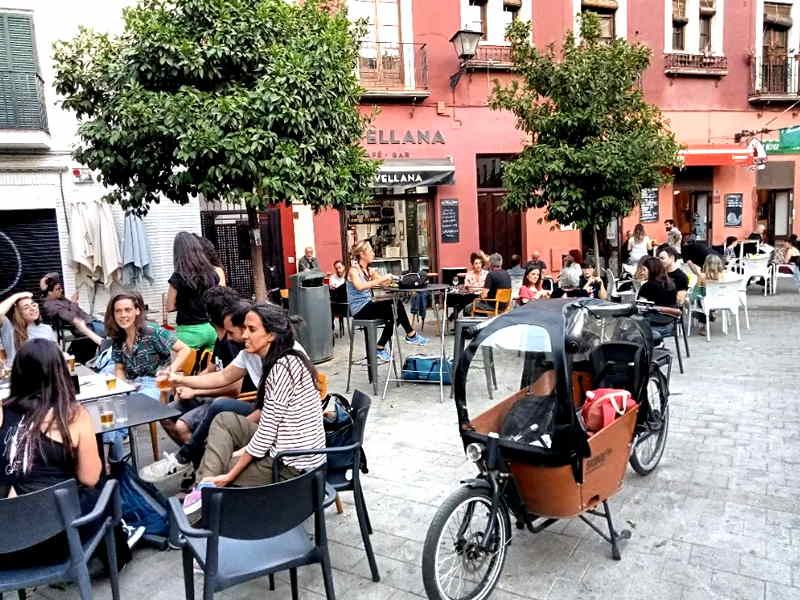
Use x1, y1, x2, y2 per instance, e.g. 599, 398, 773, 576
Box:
177, 397, 255, 465
104, 376, 161, 460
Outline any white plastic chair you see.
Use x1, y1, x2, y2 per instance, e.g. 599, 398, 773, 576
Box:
701, 278, 743, 342
772, 263, 797, 294
741, 254, 772, 296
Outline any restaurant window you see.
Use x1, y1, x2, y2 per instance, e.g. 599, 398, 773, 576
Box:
465, 0, 488, 39
345, 196, 435, 275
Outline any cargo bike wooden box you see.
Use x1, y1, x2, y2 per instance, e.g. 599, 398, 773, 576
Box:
422, 299, 672, 600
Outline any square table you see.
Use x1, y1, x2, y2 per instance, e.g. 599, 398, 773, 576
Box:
86, 392, 180, 471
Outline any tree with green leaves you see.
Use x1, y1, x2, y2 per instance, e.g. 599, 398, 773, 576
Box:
490, 14, 681, 267
53, 0, 376, 300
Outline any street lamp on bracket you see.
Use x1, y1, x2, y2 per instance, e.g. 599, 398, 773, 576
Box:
449, 29, 483, 89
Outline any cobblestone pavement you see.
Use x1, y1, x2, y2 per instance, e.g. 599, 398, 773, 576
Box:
30, 283, 800, 600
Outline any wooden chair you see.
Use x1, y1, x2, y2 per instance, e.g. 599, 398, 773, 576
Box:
150, 348, 207, 461
471, 288, 513, 317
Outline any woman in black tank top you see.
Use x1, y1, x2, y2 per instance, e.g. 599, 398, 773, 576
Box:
0, 339, 129, 568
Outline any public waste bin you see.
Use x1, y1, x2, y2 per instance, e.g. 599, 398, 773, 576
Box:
288, 270, 333, 364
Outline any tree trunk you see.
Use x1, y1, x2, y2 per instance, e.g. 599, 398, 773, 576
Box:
247, 204, 267, 302
593, 227, 601, 274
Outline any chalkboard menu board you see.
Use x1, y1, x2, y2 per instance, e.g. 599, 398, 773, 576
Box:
440, 198, 459, 243
725, 193, 743, 227
640, 188, 659, 223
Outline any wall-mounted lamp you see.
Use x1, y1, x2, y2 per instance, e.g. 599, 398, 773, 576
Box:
449, 29, 483, 89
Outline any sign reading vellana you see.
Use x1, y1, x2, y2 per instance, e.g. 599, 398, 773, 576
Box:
365, 129, 447, 145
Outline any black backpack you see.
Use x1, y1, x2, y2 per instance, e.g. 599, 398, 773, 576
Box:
322, 393, 368, 473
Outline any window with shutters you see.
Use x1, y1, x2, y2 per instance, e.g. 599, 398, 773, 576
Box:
664, 0, 727, 77
460, 0, 530, 47
0, 11, 47, 131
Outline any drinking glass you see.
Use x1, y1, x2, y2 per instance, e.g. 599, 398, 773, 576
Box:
115, 397, 128, 424
104, 373, 117, 391
99, 400, 114, 427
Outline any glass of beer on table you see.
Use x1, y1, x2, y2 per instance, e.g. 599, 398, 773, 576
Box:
156, 367, 171, 390
104, 373, 117, 391
99, 399, 114, 427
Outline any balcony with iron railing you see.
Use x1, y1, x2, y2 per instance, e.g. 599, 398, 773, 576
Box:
464, 45, 514, 72
748, 56, 800, 103
0, 70, 50, 149
664, 53, 728, 77
358, 42, 430, 102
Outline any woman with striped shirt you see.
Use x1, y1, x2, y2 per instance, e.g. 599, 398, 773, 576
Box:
182, 303, 325, 514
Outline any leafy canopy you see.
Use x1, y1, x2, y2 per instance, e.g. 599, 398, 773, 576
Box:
53, 0, 376, 215
490, 14, 681, 230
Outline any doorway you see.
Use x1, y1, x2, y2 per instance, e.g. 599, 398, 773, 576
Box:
477, 191, 523, 264
756, 189, 793, 242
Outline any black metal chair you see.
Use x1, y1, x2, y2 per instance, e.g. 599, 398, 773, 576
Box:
0, 479, 121, 600
169, 466, 335, 600
273, 390, 379, 583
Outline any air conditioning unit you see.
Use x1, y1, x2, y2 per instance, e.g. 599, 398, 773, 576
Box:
71, 168, 94, 184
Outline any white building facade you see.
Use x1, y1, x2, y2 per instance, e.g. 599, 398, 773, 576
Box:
0, 1, 200, 317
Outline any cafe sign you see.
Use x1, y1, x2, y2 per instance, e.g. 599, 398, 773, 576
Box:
365, 129, 447, 145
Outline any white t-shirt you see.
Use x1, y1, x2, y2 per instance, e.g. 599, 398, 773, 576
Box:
628, 236, 651, 263
231, 341, 307, 386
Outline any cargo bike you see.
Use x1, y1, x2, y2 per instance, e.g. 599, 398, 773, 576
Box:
422, 298, 672, 600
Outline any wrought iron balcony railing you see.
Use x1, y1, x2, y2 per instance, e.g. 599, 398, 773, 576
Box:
358, 42, 428, 94
0, 70, 49, 132
749, 56, 800, 102
664, 53, 728, 77
464, 45, 513, 71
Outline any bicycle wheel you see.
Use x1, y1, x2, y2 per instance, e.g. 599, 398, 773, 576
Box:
630, 369, 669, 475
422, 485, 509, 600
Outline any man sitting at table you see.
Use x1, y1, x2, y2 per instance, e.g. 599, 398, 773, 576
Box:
39, 272, 105, 348
657, 245, 689, 306
473, 253, 512, 313
141, 289, 256, 482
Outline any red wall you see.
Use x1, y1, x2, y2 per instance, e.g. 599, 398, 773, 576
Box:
313, 1, 800, 273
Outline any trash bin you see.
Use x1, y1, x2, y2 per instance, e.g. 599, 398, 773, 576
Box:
288, 270, 333, 364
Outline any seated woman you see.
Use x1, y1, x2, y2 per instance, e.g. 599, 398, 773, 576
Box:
346, 240, 428, 362
448, 252, 487, 320
0, 292, 56, 364
0, 339, 133, 568
518, 265, 549, 304
550, 268, 589, 299
579, 263, 608, 300
181, 304, 326, 514
771, 238, 800, 291
637, 256, 678, 338
105, 291, 191, 400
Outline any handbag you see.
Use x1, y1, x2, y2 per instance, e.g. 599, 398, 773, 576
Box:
398, 272, 427, 289
581, 388, 636, 434
401, 355, 452, 384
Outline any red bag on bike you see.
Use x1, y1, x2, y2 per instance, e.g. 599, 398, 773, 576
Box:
581, 388, 636, 434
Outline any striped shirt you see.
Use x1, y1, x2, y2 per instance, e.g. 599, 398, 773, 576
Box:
244, 354, 326, 472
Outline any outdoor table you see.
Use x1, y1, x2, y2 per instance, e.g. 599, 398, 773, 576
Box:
375, 283, 450, 403
446, 288, 479, 322
86, 392, 180, 472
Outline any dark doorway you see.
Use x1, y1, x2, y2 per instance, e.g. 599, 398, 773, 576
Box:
477, 191, 523, 264
200, 208, 285, 300
0, 209, 62, 297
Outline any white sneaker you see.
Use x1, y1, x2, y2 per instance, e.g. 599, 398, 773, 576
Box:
139, 452, 192, 483
121, 519, 146, 550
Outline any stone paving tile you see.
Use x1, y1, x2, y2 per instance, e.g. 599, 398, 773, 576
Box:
23, 287, 800, 600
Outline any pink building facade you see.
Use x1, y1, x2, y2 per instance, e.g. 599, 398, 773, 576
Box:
311, 0, 800, 275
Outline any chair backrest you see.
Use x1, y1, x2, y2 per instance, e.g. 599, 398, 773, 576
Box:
350, 389, 373, 446
0, 479, 80, 553
495, 287, 513, 310
202, 466, 326, 541
704, 279, 741, 308
179, 348, 198, 375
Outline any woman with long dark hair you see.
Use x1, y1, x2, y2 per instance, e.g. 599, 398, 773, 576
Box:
518, 266, 548, 304
637, 256, 678, 337
176, 303, 325, 514
0, 292, 56, 364
0, 339, 135, 567
165, 231, 221, 351
195, 234, 227, 286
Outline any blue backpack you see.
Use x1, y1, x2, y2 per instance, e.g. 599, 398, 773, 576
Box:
322, 393, 368, 473
110, 457, 169, 541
